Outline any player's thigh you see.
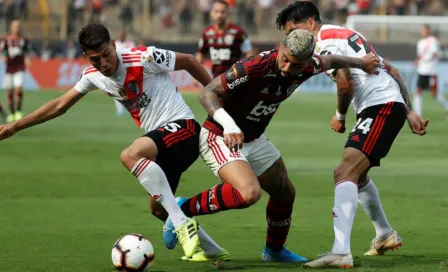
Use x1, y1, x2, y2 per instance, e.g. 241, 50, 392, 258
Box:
257, 157, 295, 200
342, 102, 407, 180
13, 71, 24, 89
245, 134, 281, 177
200, 127, 260, 194
3, 73, 13, 89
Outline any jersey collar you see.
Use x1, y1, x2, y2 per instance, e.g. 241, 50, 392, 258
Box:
110, 51, 126, 81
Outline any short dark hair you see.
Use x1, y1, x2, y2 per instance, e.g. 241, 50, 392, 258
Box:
211, 0, 229, 8
276, 1, 322, 30
78, 23, 111, 52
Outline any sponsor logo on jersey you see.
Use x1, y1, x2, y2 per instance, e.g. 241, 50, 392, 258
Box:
224, 34, 234, 45
165, 51, 171, 67
153, 50, 165, 64
263, 69, 277, 78
119, 93, 151, 111
126, 81, 140, 94
227, 75, 248, 89
249, 100, 280, 117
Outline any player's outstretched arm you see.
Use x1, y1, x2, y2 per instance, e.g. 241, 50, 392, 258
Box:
321, 53, 380, 75
199, 76, 243, 150
383, 60, 429, 136
174, 52, 212, 87
330, 69, 355, 134
0, 88, 85, 141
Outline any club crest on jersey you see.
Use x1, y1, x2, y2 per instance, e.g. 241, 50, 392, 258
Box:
224, 35, 234, 45
153, 50, 165, 64
126, 81, 140, 94
315, 45, 320, 53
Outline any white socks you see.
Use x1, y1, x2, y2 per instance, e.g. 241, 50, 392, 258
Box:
358, 179, 393, 240
414, 92, 423, 116
436, 91, 448, 113
198, 226, 221, 255
332, 181, 358, 255
132, 159, 188, 228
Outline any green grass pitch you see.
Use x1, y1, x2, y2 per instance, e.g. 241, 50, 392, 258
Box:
0, 91, 447, 272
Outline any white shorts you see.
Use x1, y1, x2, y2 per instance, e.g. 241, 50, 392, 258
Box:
3, 72, 24, 89
200, 127, 281, 178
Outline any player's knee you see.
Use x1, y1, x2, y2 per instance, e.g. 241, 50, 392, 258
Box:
120, 146, 140, 169
334, 163, 356, 183
240, 184, 262, 206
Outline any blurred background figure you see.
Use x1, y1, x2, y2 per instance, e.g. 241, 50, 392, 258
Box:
40, 39, 53, 61
62, 39, 80, 60
0, 19, 31, 123
119, 0, 134, 33
413, 24, 448, 120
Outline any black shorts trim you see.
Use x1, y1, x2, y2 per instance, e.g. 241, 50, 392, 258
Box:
345, 102, 406, 166
417, 74, 437, 90
143, 119, 200, 193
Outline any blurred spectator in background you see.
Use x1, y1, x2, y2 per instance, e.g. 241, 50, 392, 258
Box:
119, 0, 134, 33
237, 0, 256, 34
391, 0, 406, 15
198, 0, 211, 26
40, 40, 53, 62
62, 39, 80, 60
179, 0, 194, 34
73, 0, 87, 29
90, 0, 103, 23
256, 0, 274, 27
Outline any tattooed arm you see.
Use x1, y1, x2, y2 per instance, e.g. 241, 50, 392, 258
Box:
329, 69, 355, 133
321, 53, 380, 75
199, 74, 244, 149
382, 59, 412, 112
198, 76, 227, 116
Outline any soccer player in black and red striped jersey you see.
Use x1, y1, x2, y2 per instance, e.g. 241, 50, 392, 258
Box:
163, 29, 381, 263
197, 0, 253, 78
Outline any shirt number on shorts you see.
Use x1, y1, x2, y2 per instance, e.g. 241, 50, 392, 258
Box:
352, 118, 373, 134
164, 123, 182, 133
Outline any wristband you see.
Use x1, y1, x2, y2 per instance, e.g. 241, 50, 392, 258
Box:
336, 110, 346, 121
213, 108, 241, 134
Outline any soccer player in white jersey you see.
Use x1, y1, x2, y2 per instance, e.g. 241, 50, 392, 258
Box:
276, 2, 429, 268
0, 23, 228, 261
113, 31, 136, 117
413, 24, 448, 120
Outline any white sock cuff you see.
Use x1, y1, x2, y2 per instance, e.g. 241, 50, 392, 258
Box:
131, 158, 152, 177
334, 180, 357, 189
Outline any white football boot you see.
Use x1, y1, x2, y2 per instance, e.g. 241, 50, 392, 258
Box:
364, 230, 402, 256
304, 252, 353, 269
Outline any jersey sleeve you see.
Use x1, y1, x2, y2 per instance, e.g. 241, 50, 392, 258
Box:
220, 55, 263, 93
317, 43, 345, 76
143, 46, 176, 73
198, 32, 209, 54
74, 71, 97, 94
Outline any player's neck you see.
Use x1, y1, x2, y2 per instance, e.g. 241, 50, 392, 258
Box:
314, 24, 323, 37
214, 22, 228, 31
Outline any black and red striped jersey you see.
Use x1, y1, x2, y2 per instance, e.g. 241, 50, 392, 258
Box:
198, 23, 251, 77
203, 49, 324, 142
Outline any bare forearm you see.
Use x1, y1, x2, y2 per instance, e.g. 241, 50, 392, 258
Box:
198, 77, 226, 116
185, 57, 212, 86
389, 66, 412, 111
335, 69, 354, 114
12, 100, 66, 131
323, 55, 365, 71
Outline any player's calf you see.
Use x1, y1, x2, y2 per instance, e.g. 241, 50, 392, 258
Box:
149, 196, 168, 221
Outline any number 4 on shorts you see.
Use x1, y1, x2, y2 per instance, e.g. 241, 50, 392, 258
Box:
352, 118, 373, 134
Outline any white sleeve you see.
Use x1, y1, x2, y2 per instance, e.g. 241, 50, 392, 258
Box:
318, 43, 345, 76
74, 72, 97, 94
144, 46, 176, 74
240, 38, 253, 54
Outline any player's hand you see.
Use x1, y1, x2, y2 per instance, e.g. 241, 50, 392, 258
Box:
330, 116, 346, 133
0, 124, 17, 141
360, 53, 380, 75
406, 111, 429, 136
223, 130, 244, 152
